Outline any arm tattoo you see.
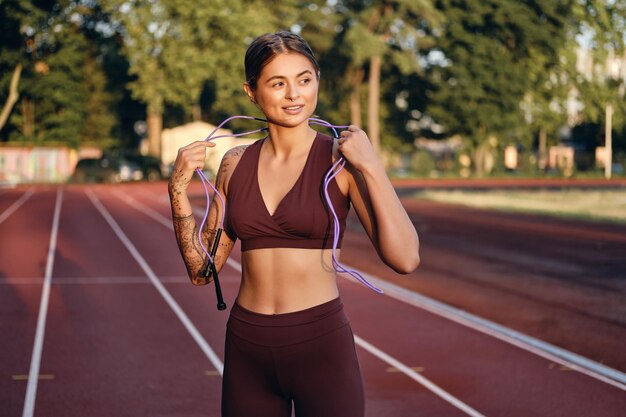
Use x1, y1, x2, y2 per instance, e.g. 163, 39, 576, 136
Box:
173, 213, 194, 222
170, 145, 245, 286
173, 215, 210, 285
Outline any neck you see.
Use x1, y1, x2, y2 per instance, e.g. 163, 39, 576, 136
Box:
266, 123, 315, 157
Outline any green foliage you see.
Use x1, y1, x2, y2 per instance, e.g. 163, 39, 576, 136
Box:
101, 0, 298, 123
1, 0, 117, 147
571, 0, 626, 130
427, 0, 574, 149
1, 0, 624, 173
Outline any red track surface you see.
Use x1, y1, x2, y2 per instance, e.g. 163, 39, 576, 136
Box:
1, 181, 625, 417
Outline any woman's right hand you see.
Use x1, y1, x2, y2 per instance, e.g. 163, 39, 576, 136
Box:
168, 141, 216, 191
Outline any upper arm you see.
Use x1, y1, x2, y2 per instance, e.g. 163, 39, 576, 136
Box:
336, 160, 379, 251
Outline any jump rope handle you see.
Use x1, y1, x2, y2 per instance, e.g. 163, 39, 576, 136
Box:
200, 228, 227, 310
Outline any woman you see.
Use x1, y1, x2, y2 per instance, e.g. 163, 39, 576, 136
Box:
168, 31, 420, 417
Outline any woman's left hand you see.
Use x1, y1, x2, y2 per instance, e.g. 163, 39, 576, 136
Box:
337, 125, 382, 173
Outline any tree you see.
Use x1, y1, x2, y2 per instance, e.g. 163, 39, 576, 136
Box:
426, 0, 574, 174
571, 0, 626, 131
1, 0, 117, 147
340, 0, 440, 152
101, 0, 298, 157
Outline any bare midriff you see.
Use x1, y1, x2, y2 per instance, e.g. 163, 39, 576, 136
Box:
237, 247, 340, 314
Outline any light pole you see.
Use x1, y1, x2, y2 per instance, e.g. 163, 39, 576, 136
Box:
604, 54, 625, 180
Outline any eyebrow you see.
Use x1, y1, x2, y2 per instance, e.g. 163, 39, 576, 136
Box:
264, 70, 313, 84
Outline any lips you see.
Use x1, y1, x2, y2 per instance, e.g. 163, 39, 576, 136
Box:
282, 104, 304, 114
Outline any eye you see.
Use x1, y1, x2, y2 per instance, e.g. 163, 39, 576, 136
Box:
272, 81, 284, 88
300, 78, 311, 85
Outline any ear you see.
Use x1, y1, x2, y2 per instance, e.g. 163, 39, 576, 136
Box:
243, 82, 256, 104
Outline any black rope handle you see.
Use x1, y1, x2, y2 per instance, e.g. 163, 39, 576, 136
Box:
201, 228, 227, 310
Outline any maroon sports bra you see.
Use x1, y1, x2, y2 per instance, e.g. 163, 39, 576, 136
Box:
226, 132, 350, 251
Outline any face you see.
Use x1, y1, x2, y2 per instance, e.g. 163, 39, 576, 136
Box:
244, 52, 319, 128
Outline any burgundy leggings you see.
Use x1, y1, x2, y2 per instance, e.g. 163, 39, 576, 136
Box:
221, 297, 364, 417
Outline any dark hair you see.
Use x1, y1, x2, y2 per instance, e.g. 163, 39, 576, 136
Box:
244, 31, 320, 90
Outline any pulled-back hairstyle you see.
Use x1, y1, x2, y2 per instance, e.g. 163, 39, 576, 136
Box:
245, 31, 320, 90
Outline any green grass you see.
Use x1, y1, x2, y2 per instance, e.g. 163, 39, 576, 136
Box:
414, 189, 626, 224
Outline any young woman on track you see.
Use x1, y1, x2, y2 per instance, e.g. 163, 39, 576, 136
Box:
168, 31, 420, 417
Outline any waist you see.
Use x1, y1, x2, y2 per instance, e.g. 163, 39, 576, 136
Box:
241, 247, 339, 283
228, 297, 349, 347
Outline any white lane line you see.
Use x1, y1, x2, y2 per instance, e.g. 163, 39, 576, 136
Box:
355, 335, 485, 417
85, 188, 224, 375
341, 269, 626, 391
113, 189, 241, 272
207, 252, 484, 415
112, 190, 172, 229
22, 188, 62, 417
0, 188, 34, 225
121, 188, 484, 415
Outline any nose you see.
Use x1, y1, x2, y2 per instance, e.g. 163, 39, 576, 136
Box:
286, 83, 300, 102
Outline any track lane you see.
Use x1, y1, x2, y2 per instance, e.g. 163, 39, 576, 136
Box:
339, 198, 626, 372
5, 182, 625, 417
23, 186, 220, 417
118, 184, 478, 416
0, 188, 34, 225
0, 187, 56, 417
340, 276, 626, 417
132, 182, 626, 416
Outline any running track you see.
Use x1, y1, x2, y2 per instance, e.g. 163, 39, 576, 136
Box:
1, 183, 625, 417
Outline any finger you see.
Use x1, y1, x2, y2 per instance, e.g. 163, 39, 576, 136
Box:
347, 125, 360, 132
183, 140, 216, 151
190, 140, 216, 149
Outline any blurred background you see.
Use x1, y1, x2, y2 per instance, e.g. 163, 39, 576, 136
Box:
0, 0, 625, 184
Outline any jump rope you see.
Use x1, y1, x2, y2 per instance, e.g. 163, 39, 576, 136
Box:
194, 115, 383, 311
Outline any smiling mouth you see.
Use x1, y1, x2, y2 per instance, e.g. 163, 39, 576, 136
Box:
283, 105, 304, 110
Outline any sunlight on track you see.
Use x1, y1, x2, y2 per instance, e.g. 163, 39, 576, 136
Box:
355, 336, 486, 417
342, 268, 626, 391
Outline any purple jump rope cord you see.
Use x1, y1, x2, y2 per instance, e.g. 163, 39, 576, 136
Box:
194, 115, 382, 294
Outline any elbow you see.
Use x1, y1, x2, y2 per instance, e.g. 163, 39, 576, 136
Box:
389, 239, 420, 274
392, 252, 420, 274
189, 271, 210, 286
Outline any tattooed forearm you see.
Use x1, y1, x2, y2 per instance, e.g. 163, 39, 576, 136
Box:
169, 145, 243, 287
173, 215, 211, 285
173, 213, 194, 222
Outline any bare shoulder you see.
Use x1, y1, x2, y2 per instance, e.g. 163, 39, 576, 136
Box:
218, 144, 250, 192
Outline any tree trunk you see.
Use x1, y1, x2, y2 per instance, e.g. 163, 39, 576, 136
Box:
21, 97, 34, 137
538, 126, 547, 170
350, 68, 364, 126
147, 105, 162, 158
368, 55, 381, 154
0, 64, 22, 132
